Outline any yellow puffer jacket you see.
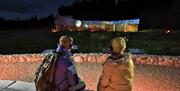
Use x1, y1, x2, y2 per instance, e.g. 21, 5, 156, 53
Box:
97, 53, 134, 91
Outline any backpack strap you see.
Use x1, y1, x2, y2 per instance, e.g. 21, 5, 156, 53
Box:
55, 76, 68, 88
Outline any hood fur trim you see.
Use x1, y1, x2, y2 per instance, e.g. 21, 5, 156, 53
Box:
107, 53, 132, 64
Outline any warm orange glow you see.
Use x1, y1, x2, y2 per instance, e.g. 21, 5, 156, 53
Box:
0, 54, 179, 91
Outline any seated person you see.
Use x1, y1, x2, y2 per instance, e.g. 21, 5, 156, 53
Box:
97, 37, 134, 91
54, 35, 85, 91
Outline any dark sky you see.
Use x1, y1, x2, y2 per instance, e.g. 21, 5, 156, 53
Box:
0, 0, 75, 20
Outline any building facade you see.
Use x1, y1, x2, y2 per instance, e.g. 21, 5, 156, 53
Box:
53, 15, 140, 32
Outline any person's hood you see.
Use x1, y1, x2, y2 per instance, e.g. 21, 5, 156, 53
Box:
107, 53, 132, 64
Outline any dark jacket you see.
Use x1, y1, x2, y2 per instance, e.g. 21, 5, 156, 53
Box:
54, 45, 79, 91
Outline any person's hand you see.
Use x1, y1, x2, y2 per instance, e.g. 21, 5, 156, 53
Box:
68, 87, 76, 91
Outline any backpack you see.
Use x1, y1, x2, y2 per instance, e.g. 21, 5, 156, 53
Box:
35, 52, 57, 91
35, 51, 86, 91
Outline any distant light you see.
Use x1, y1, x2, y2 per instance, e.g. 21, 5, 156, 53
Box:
90, 29, 94, 32
165, 30, 171, 34
84, 24, 88, 28
75, 20, 82, 27
51, 27, 58, 32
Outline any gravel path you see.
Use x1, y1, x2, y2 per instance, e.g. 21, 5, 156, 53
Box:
76, 63, 180, 91
0, 62, 180, 91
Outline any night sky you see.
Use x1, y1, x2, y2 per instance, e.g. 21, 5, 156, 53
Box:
1, 0, 180, 21
0, 0, 75, 20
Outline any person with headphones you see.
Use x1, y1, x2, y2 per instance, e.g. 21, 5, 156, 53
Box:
97, 37, 134, 91
54, 35, 85, 91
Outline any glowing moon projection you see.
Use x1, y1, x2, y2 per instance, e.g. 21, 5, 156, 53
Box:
75, 20, 82, 27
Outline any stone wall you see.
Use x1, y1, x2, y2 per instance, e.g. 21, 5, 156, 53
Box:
0, 53, 180, 67
73, 54, 180, 67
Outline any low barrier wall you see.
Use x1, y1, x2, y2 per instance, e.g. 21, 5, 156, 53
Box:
0, 54, 179, 67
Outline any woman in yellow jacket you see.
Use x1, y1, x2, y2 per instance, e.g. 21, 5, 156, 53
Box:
97, 37, 134, 91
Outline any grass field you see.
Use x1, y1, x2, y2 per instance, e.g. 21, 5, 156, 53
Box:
0, 29, 180, 55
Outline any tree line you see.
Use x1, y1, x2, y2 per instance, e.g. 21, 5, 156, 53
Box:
0, 14, 55, 30
58, 0, 180, 29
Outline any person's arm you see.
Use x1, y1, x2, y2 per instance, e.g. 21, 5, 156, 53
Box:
66, 64, 79, 86
100, 63, 111, 87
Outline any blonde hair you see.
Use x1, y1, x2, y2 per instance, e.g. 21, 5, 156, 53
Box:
59, 35, 72, 45
111, 37, 126, 54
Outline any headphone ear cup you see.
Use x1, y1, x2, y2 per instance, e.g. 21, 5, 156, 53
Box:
110, 45, 113, 52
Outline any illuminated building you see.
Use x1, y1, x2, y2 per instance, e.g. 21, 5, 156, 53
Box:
54, 15, 139, 32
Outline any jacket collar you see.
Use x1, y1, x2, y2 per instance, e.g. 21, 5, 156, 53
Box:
107, 53, 131, 64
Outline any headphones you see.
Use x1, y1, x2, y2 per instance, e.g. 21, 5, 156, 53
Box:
109, 39, 113, 52
109, 45, 114, 54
